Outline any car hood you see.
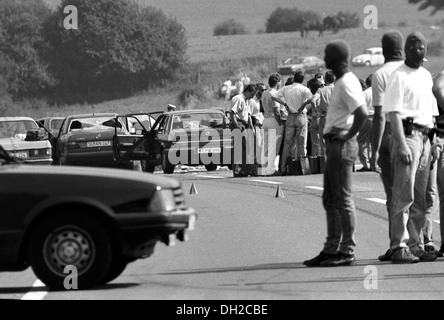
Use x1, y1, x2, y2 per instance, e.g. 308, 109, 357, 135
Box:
0, 137, 51, 150
0, 164, 181, 189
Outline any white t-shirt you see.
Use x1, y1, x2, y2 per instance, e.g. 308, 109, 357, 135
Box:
383, 64, 438, 128
275, 83, 312, 114
324, 72, 366, 134
250, 96, 264, 125
363, 87, 374, 116
231, 93, 250, 123
372, 61, 405, 108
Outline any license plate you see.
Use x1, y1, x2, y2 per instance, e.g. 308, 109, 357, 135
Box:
197, 147, 221, 154
188, 215, 196, 231
11, 151, 28, 158
87, 140, 111, 147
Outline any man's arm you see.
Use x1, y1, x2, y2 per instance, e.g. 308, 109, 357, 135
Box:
389, 111, 411, 164
370, 105, 386, 170
342, 105, 368, 140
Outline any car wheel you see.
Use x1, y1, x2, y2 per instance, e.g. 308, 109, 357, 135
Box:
205, 164, 218, 171
161, 152, 175, 174
365, 61, 371, 66
141, 160, 155, 173
100, 257, 128, 285
28, 213, 114, 290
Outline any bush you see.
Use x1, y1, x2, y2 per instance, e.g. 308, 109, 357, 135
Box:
213, 19, 248, 36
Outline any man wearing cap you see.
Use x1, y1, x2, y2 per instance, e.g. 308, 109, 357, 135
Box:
384, 32, 439, 264
370, 30, 406, 262
167, 104, 177, 112
304, 40, 368, 267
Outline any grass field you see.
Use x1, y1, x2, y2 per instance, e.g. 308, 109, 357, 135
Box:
13, 1, 444, 117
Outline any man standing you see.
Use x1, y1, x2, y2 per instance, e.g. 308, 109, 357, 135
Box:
384, 32, 439, 263
304, 40, 368, 267
315, 71, 336, 157
258, 74, 284, 176
357, 74, 374, 172
230, 84, 257, 177
370, 30, 406, 261
250, 82, 266, 172
274, 69, 313, 175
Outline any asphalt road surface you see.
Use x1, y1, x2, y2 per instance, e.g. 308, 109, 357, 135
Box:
1, 166, 444, 300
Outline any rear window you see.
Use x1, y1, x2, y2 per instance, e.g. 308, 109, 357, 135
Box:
174, 112, 225, 129
0, 120, 38, 138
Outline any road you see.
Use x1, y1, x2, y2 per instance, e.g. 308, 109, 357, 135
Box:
1, 167, 444, 300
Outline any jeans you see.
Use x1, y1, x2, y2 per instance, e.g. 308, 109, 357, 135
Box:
322, 134, 359, 255
377, 123, 393, 240
310, 117, 322, 156
357, 118, 373, 169
280, 113, 308, 172
389, 130, 431, 253
421, 160, 436, 247
257, 117, 283, 175
435, 137, 444, 250
319, 116, 326, 156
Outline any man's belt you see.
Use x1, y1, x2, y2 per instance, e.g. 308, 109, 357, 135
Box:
402, 119, 433, 135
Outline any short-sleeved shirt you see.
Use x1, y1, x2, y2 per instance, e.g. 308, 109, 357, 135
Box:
261, 88, 280, 120
383, 64, 439, 128
372, 60, 404, 116
315, 84, 335, 115
324, 72, 366, 134
275, 83, 312, 114
231, 93, 250, 123
250, 96, 264, 125
363, 87, 374, 117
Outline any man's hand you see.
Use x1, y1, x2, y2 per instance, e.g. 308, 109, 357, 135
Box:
398, 142, 412, 165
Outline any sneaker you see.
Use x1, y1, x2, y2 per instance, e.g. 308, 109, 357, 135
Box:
414, 249, 438, 262
391, 247, 420, 264
425, 245, 444, 257
303, 251, 338, 267
320, 252, 356, 267
378, 249, 392, 262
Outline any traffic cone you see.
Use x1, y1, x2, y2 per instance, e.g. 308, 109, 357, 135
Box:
275, 184, 284, 198
189, 183, 198, 195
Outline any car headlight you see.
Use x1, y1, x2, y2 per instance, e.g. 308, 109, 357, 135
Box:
148, 189, 176, 212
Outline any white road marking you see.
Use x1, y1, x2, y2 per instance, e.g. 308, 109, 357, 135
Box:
306, 186, 324, 190
21, 280, 48, 300
196, 175, 225, 179
366, 198, 386, 205
250, 180, 281, 185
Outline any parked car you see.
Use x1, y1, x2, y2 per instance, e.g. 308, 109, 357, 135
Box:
37, 116, 65, 137
113, 109, 233, 174
352, 47, 384, 66
53, 113, 137, 169
0, 144, 197, 289
277, 56, 325, 75
0, 116, 53, 165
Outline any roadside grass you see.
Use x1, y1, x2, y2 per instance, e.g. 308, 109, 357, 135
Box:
4, 25, 443, 118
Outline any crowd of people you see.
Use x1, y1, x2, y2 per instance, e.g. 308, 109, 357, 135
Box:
228, 29, 444, 266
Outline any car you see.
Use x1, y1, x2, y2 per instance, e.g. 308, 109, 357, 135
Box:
0, 116, 53, 165
0, 144, 197, 289
277, 56, 325, 75
352, 47, 384, 66
53, 113, 138, 169
36, 116, 65, 137
113, 109, 233, 174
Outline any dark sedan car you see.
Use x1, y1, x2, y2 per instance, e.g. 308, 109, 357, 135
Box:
0, 145, 196, 290
113, 109, 233, 174
53, 113, 138, 169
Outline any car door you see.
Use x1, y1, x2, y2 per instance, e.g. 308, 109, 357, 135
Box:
113, 112, 160, 163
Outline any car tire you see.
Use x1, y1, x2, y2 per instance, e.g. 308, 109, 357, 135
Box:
161, 152, 175, 174
100, 257, 128, 285
205, 164, 218, 171
28, 213, 114, 290
141, 160, 155, 173
365, 61, 371, 66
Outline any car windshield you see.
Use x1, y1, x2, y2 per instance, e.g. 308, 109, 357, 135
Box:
363, 49, 373, 55
173, 112, 225, 130
51, 119, 64, 130
68, 116, 123, 131
0, 120, 38, 139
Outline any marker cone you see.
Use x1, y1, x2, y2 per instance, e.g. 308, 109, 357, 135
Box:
190, 183, 198, 195
275, 184, 284, 198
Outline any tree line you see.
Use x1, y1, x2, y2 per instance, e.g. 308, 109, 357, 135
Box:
0, 0, 188, 105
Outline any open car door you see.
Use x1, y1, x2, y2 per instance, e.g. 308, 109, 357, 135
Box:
113, 112, 159, 166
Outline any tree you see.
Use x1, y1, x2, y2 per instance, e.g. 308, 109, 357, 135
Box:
0, 0, 54, 97
213, 19, 248, 36
43, 0, 188, 101
408, 0, 444, 14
